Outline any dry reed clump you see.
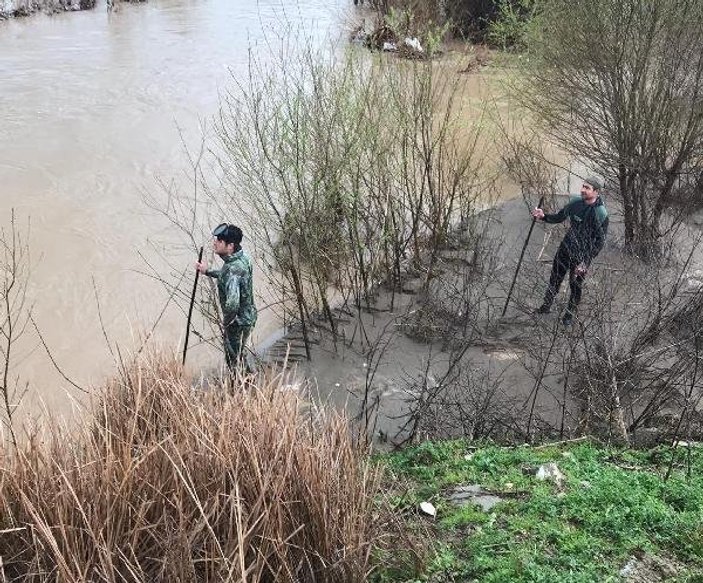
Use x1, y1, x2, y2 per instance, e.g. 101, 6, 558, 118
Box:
0, 356, 382, 582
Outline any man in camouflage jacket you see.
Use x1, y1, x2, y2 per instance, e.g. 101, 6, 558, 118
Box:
196, 224, 257, 371
531, 177, 609, 326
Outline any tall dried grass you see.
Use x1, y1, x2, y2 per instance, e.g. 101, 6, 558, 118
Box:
0, 356, 382, 582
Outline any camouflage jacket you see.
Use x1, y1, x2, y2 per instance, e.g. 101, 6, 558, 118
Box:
205, 249, 257, 328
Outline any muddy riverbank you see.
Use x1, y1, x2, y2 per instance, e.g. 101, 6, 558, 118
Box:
266, 187, 703, 447
0, 0, 95, 19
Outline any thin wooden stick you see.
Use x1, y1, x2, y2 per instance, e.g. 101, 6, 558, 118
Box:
502, 195, 545, 317
182, 247, 204, 366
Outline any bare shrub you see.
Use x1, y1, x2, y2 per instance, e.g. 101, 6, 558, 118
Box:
0, 210, 31, 448
403, 361, 518, 441
512, 236, 703, 445
498, 123, 562, 210
154, 43, 488, 358
389, 181, 703, 447
0, 354, 382, 582
400, 211, 501, 347
365, 0, 529, 43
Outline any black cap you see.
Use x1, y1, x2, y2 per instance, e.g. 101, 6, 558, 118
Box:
212, 223, 242, 245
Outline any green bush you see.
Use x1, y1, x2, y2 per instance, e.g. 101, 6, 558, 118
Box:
487, 0, 538, 50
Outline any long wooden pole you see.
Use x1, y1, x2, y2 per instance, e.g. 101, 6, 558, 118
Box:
182, 246, 204, 366
501, 196, 545, 317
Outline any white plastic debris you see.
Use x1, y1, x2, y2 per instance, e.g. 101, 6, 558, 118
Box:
674, 440, 700, 447
404, 36, 423, 53
382, 42, 398, 52
491, 350, 520, 362
419, 501, 436, 517
619, 557, 637, 577
535, 462, 566, 487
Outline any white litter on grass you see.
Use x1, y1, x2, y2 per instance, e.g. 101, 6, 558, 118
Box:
535, 463, 566, 487
419, 501, 436, 517
404, 36, 423, 53
619, 557, 637, 577
382, 42, 397, 52
674, 440, 700, 447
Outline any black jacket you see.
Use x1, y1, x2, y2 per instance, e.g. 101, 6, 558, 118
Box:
543, 196, 608, 265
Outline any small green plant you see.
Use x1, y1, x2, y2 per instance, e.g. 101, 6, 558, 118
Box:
487, 0, 537, 51
423, 20, 452, 57
385, 6, 414, 38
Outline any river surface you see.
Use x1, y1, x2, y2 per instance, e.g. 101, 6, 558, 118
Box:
0, 0, 348, 414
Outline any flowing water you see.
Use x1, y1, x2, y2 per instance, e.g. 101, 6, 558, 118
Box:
0, 0, 348, 414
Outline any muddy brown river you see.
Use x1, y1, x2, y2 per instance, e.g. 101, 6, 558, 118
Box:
0, 0, 348, 414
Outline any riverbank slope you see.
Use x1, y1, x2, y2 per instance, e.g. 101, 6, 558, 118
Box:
0, 0, 95, 19
264, 189, 703, 449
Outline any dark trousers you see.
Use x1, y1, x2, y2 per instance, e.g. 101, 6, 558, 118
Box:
543, 245, 585, 313
224, 325, 253, 371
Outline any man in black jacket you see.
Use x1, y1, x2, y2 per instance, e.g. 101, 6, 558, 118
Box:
531, 177, 609, 326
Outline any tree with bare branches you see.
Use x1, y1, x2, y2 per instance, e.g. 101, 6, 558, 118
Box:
523, 0, 703, 258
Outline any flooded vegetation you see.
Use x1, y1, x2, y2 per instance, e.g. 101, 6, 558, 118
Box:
0, 0, 347, 410
2, 0, 703, 580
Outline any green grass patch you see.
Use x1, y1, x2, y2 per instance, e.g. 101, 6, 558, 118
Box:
373, 440, 703, 582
